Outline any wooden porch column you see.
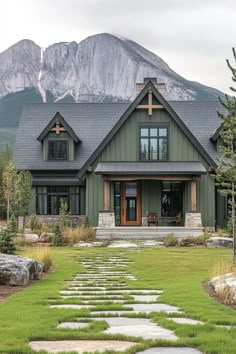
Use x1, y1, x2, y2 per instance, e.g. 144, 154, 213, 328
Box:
103, 180, 110, 211
191, 180, 197, 211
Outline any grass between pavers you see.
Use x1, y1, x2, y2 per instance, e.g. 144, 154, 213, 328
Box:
0, 247, 235, 353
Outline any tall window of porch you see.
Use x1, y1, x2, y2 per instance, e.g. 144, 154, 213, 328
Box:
140, 127, 168, 160
161, 182, 183, 217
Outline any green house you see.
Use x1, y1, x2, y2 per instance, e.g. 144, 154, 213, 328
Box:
14, 80, 227, 235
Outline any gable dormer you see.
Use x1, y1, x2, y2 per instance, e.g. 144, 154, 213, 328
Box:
37, 112, 80, 161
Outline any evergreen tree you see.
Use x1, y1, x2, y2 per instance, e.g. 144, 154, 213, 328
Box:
2, 160, 17, 223
215, 48, 236, 263
0, 146, 12, 218
16, 170, 32, 227
0, 214, 17, 254
53, 223, 63, 246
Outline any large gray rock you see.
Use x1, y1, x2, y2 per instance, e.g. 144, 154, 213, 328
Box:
206, 237, 233, 248
24, 233, 39, 243
0, 254, 43, 285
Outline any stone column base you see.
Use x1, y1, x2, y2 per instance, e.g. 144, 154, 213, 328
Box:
98, 211, 115, 228
185, 212, 202, 227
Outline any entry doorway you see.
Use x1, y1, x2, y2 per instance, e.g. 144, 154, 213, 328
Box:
120, 181, 142, 226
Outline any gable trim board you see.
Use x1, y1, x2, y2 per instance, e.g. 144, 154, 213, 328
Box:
78, 81, 217, 180
37, 111, 81, 143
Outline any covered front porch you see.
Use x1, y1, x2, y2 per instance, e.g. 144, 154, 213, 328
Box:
95, 161, 207, 238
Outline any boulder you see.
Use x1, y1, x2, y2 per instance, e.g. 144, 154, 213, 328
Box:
0, 254, 43, 285
210, 273, 236, 300
206, 237, 233, 248
24, 233, 39, 243
39, 232, 55, 242
73, 242, 93, 248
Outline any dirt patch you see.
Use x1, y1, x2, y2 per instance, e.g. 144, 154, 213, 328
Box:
202, 280, 236, 310
0, 268, 52, 304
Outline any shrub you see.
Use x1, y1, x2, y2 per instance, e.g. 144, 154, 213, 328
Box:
23, 245, 53, 272
192, 234, 210, 246
59, 199, 70, 230
29, 214, 41, 233
52, 224, 63, 246
210, 259, 236, 278
216, 284, 235, 305
179, 237, 195, 247
0, 215, 17, 254
164, 233, 177, 247
63, 226, 96, 245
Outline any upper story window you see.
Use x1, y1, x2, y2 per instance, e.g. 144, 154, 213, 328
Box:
140, 126, 168, 160
48, 140, 68, 160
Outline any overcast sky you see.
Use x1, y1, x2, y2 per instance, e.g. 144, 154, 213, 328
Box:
1, 0, 236, 94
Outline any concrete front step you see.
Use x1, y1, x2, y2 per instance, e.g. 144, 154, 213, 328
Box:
96, 226, 204, 240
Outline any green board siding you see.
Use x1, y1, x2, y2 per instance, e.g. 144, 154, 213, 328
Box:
86, 109, 216, 227
43, 132, 75, 160
28, 187, 36, 214
79, 187, 86, 215
216, 191, 227, 228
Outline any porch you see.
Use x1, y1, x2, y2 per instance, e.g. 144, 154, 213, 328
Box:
95, 161, 207, 238
96, 226, 204, 240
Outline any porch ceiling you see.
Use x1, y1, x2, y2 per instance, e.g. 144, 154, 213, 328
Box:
95, 161, 207, 176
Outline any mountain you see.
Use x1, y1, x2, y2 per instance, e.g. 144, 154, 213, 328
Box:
0, 33, 224, 148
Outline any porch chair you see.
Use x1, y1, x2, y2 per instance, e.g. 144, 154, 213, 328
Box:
147, 212, 158, 226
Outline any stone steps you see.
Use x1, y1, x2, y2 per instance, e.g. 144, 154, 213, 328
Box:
96, 226, 204, 239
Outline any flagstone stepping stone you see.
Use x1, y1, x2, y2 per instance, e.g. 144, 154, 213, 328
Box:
82, 299, 125, 304
168, 318, 204, 325
57, 322, 89, 329
107, 289, 163, 294
61, 295, 125, 299
50, 304, 94, 309
136, 348, 203, 354
132, 295, 160, 302
29, 339, 136, 353
108, 242, 138, 248
58, 317, 177, 340
128, 303, 181, 313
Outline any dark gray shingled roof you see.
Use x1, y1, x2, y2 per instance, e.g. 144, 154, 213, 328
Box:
169, 100, 225, 164
14, 103, 129, 170
14, 100, 225, 171
95, 161, 207, 175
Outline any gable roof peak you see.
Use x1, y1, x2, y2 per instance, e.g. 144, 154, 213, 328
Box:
37, 111, 80, 143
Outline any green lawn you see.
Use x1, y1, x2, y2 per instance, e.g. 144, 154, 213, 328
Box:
0, 247, 236, 353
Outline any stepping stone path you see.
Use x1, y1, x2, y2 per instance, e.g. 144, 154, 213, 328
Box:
29, 251, 203, 353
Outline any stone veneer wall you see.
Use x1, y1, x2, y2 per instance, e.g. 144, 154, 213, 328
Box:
18, 215, 86, 228
98, 212, 115, 228
185, 212, 202, 227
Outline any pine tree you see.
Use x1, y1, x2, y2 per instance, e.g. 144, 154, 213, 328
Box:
215, 48, 236, 263
52, 223, 63, 246
0, 215, 17, 254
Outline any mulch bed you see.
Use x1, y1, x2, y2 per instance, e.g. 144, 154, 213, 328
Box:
0, 282, 35, 303
202, 280, 236, 311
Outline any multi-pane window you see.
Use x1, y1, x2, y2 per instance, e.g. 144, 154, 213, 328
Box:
48, 140, 68, 160
140, 127, 168, 160
161, 182, 183, 217
36, 186, 79, 215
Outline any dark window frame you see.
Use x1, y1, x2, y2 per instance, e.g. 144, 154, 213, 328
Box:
139, 125, 169, 161
36, 186, 79, 215
48, 140, 68, 160
161, 182, 183, 217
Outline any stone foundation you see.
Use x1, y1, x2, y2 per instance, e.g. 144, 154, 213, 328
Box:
18, 215, 86, 228
98, 211, 115, 228
185, 212, 202, 227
